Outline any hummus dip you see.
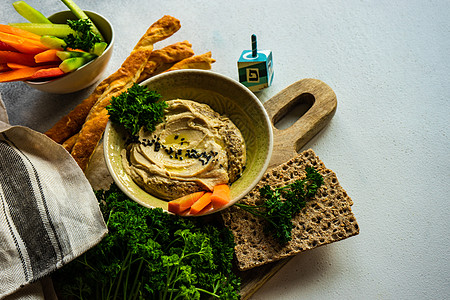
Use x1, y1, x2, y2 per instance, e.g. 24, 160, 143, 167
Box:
122, 99, 246, 200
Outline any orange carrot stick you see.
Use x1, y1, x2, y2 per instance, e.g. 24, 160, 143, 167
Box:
0, 40, 17, 51
0, 32, 48, 55
0, 51, 37, 66
34, 49, 61, 63
211, 184, 231, 208
0, 24, 42, 41
6, 62, 29, 69
196, 202, 214, 215
29, 67, 64, 80
189, 192, 213, 215
0, 65, 47, 82
168, 191, 205, 214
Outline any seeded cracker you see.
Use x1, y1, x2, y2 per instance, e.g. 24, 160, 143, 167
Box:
221, 149, 359, 271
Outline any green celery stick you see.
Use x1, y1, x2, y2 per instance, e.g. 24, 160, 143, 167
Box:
60, 0, 104, 41
91, 42, 107, 56
9, 23, 76, 38
56, 50, 94, 60
59, 54, 96, 73
12, 1, 52, 24
40, 35, 67, 49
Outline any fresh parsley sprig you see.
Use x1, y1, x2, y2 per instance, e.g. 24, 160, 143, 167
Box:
236, 166, 324, 244
53, 184, 240, 299
64, 19, 102, 52
106, 83, 167, 135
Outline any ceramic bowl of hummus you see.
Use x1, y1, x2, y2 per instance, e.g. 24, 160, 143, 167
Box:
104, 69, 273, 216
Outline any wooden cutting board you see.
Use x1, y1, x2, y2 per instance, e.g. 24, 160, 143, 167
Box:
84, 77, 338, 299
238, 78, 337, 299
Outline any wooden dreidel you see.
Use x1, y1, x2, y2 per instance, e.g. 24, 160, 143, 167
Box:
238, 34, 274, 92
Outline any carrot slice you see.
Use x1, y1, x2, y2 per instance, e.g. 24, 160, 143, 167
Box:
211, 184, 231, 208
168, 191, 205, 214
0, 51, 37, 66
189, 192, 213, 215
0, 24, 42, 41
34, 49, 61, 63
0, 65, 47, 82
29, 67, 64, 80
0, 32, 48, 55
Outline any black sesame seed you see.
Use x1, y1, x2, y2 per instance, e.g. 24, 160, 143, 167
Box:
174, 135, 179, 140
181, 138, 185, 141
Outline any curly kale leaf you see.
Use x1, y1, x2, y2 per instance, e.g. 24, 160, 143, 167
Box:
106, 83, 167, 135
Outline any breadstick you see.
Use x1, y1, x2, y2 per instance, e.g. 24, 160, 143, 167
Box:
163, 52, 216, 72
44, 89, 104, 144
71, 15, 181, 171
44, 16, 181, 144
61, 133, 78, 152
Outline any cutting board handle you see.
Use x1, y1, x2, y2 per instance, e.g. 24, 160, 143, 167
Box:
263, 78, 337, 168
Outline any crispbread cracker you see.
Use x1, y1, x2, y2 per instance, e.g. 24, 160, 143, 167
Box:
221, 149, 359, 271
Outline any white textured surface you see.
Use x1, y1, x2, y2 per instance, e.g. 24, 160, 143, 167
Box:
1, 0, 449, 299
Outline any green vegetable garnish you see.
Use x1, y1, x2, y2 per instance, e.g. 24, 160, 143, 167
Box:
106, 83, 167, 135
236, 166, 324, 244
53, 184, 240, 299
63, 18, 102, 52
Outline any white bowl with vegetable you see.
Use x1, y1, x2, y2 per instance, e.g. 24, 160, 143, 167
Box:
104, 70, 273, 217
23, 10, 114, 94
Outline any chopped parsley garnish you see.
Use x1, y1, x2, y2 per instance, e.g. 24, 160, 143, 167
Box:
106, 83, 167, 135
53, 183, 240, 299
236, 166, 324, 244
64, 19, 102, 52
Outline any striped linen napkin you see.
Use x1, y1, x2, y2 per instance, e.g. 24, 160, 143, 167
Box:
0, 94, 108, 299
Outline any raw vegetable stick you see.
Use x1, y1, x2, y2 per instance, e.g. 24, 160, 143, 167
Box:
0, 24, 42, 41
60, 0, 104, 41
168, 191, 206, 214
9, 23, 76, 38
0, 32, 48, 55
0, 65, 49, 82
189, 192, 213, 215
34, 49, 61, 63
210, 184, 231, 208
0, 51, 37, 66
45, 39, 191, 144
70, 15, 181, 170
12, 1, 52, 24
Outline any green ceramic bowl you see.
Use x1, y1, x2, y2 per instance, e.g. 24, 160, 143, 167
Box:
104, 70, 273, 216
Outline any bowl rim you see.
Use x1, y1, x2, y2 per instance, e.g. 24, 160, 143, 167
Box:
24, 10, 115, 86
104, 69, 274, 216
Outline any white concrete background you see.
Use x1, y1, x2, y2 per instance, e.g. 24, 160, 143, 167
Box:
1, 0, 449, 299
